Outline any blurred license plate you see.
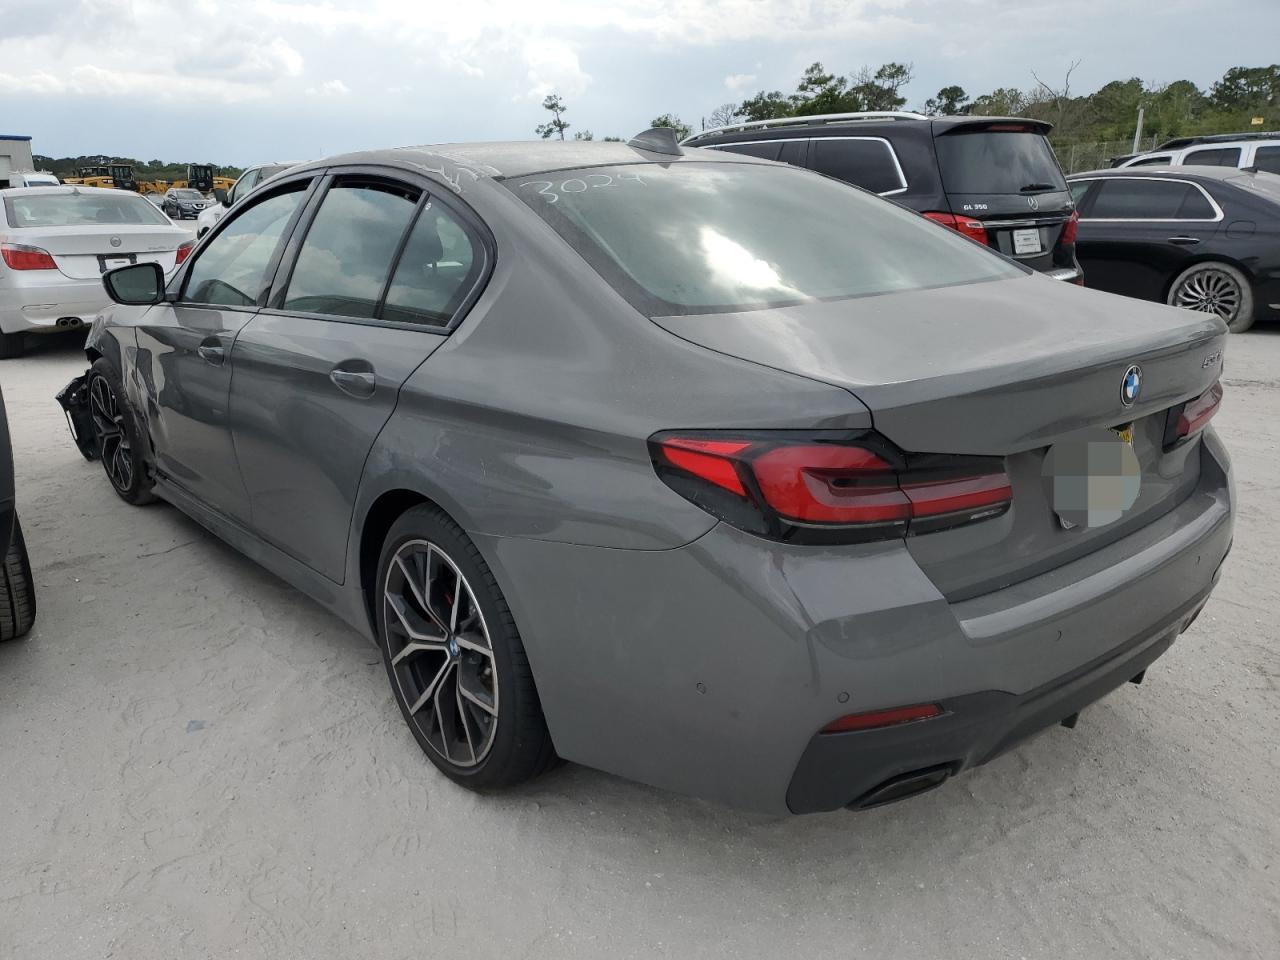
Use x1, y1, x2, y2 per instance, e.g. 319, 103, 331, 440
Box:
102, 256, 132, 271
1013, 229, 1042, 255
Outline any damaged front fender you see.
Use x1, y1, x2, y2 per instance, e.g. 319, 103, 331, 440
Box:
56, 373, 99, 462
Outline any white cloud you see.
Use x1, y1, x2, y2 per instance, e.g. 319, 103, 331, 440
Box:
308, 79, 351, 96
523, 37, 591, 99
724, 73, 757, 91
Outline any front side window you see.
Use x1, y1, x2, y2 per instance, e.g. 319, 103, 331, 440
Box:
809, 138, 906, 194
508, 161, 1023, 317
1184, 147, 1242, 167
382, 204, 481, 327
230, 169, 259, 204
1086, 179, 1216, 220
183, 183, 308, 307
3, 191, 170, 228
282, 181, 420, 319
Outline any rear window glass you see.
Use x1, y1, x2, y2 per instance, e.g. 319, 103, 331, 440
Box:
507, 162, 1023, 317
1184, 147, 1241, 167
3, 191, 171, 228
809, 138, 905, 194
934, 131, 1067, 195
1087, 179, 1216, 219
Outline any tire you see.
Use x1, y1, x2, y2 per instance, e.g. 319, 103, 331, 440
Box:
1167, 261, 1255, 333
0, 330, 25, 359
87, 358, 155, 505
1, 515, 36, 641
376, 503, 555, 790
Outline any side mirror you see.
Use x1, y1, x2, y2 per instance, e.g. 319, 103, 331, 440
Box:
104, 262, 165, 305
213, 187, 229, 206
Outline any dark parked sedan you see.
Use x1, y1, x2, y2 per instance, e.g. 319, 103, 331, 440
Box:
58, 135, 1232, 814
1068, 166, 1280, 332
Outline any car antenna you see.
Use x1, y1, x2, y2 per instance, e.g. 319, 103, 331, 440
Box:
627, 127, 684, 157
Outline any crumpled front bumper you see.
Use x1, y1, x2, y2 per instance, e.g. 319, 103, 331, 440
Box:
55, 373, 98, 462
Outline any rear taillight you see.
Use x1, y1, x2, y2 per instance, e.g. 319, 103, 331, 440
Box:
651, 432, 1012, 544
1061, 210, 1079, 246
1, 242, 58, 271
923, 211, 987, 244
175, 240, 195, 265
1164, 381, 1223, 448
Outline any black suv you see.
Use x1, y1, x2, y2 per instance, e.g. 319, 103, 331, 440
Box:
684, 112, 1081, 282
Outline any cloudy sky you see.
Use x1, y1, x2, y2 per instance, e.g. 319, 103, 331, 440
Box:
1, 0, 1276, 165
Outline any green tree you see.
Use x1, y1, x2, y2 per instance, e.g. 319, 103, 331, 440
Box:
923, 85, 969, 115
791, 62, 856, 115
573, 130, 594, 141
737, 90, 792, 122
708, 102, 741, 128
650, 113, 693, 141
1211, 65, 1280, 111
850, 62, 914, 110
535, 94, 570, 140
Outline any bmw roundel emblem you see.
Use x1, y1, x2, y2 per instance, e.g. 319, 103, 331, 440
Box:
109, 235, 122, 248
1121, 364, 1142, 407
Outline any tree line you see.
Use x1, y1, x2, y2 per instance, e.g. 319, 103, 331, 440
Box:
537, 63, 1280, 148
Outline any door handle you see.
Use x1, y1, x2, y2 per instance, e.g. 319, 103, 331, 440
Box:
1167, 236, 1202, 245
329, 365, 377, 398
197, 338, 225, 365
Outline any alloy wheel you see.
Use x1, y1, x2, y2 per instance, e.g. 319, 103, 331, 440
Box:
1173, 268, 1242, 323
383, 539, 499, 768
89, 375, 133, 492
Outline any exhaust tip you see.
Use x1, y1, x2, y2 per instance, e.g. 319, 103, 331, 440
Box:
849, 764, 954, 810
56, 316, 83, 328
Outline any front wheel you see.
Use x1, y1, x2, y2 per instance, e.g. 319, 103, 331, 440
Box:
1168, 261, 1255, 333
1, 515, 36, 641
87, 359, 155, 505
376, 504, 555, 790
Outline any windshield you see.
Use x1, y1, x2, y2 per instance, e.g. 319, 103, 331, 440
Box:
4, 191, 172, 228
507, 161, 1023, 316
935, 131, 1068, 194
173, 189, 203, 199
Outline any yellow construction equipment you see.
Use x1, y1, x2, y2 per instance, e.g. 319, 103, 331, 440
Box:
63, 163, 138, 191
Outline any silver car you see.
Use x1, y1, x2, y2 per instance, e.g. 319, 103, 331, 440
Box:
1, 186, 192, 358
58, 136, 1234, 814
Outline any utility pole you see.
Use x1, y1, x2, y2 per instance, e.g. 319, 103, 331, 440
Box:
1132, 107, 1145, 154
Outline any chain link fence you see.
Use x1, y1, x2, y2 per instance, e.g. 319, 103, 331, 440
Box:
1051, 136, 1164, 173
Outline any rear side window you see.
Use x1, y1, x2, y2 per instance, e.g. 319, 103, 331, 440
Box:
934, 131, 1067, 194
1184, 147, 1242, 167
1253, 146, 1280, 174
283, 181, 419, 318
809, 138, 905, 194
184, 184, 308, 307
1086, 179, 1216, 220
714, 142, 784, 161
3, 191, 170, 228
382, 205, 481, 327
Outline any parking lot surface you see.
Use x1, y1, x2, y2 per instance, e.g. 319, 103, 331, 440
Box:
2, 331, 1278, 959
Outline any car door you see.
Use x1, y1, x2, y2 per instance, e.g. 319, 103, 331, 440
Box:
1074, 176, 1222, 302
228, 170, 489, 582
133, 177, 315, 523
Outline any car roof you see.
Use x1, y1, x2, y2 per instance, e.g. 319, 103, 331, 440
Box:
683, 113, 1052, 145
1067, 166, 1254, 183
1157, 131, 1280, 150
287, 140, 757, 181
0, 184, 141, 198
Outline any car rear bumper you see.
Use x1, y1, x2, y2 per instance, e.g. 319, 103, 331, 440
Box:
0, 279, 111, 333
477, 429, 1233, 815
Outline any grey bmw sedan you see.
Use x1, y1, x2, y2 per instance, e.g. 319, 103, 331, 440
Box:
58, 134, 1233, 814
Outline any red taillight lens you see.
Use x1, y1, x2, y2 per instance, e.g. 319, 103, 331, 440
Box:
1176, 381, 1223, 439
923, 211, 987, 244
175, 240, 195, 265
1061, 210, 1079, 246
651, 433, 1012, 544
821, 703, 943, 734
1, 242, 58, 271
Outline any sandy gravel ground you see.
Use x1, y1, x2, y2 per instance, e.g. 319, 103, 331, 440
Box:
1, 329, 1277, 959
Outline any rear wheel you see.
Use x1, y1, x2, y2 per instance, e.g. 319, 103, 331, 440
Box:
1, 515, 36, 641
87, 358, 155, 505
1168, 261, 1255, 333
0, 330, 25, 359
376, 504, 555, 790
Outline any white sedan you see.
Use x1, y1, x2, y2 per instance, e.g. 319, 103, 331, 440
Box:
0, 186, 192, 358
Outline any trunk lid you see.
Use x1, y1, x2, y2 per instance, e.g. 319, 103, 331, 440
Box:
651, 275, 1227, 598
24, 225, 186, 279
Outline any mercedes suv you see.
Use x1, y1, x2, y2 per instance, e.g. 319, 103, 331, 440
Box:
684, 112, 1082, 283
